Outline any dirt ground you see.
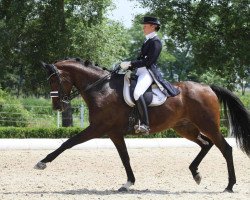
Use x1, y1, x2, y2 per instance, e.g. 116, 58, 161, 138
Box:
0, 147, 249, 200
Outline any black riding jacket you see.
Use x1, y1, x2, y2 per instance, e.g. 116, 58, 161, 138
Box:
130, 36, 180, 97
131, 36, 162, 69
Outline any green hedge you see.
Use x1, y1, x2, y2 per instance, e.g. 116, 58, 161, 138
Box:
0, 127, 228, 138
0, 127, 83, 138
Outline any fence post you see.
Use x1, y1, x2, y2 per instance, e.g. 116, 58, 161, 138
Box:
57, 111, 60, 128
80, 104, 84, 128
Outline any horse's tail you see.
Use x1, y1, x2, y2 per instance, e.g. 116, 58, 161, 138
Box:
210, 85, 250, 157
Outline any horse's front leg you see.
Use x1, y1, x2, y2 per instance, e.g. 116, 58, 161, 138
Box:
34, 126, 99, 170
110, 135, 135, 192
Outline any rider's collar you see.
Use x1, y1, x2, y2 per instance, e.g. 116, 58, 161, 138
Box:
145, 31, 157, 40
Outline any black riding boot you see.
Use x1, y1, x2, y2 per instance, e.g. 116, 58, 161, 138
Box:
134, 95, 150, 134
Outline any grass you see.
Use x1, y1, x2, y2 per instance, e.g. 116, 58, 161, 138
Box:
18, 97, 89, 128
2, 91, 250, 130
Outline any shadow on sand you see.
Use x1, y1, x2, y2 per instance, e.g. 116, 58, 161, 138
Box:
3, 188, 227, 196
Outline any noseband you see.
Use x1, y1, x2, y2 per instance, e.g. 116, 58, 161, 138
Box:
47, 64, 79, 104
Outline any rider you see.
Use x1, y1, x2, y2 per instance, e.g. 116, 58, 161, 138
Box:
120, 16, 179, 134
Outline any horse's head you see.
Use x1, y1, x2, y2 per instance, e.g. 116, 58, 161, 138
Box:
41, 61, 73, 111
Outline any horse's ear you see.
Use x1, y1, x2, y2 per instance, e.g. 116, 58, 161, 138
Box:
40, 61, 54, 75
40, 61, 47, 70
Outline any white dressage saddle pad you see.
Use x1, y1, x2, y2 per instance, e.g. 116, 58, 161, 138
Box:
123, 71, 167, 107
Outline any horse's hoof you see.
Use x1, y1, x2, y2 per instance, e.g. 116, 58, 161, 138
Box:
118, 187, 128, 192
194, 173, 201, 185
34, 161, 47, 170
224, 188, 234, 193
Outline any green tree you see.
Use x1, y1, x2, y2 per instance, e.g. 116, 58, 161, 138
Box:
69, 19, 130, 67
0, 0, 35, 96
0, 0, 71, 96
137, 0, 250, 91
126, 15, 145, 61
0, 0, 132, 96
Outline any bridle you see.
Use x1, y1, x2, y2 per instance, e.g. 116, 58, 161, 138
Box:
46, 64, 120, 103
47, 64, 79, 104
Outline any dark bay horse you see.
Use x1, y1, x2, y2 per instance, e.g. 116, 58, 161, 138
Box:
35, 58, 250, 192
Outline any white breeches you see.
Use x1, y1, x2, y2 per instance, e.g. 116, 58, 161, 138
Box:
134, 67, 153, 101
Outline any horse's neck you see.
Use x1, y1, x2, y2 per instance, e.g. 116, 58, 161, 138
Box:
78, 68, 108, 90
61, 64, 105, 87
68, 65, 110, 105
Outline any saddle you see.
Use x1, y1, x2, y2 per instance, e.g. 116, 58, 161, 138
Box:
123, 71, 167, 107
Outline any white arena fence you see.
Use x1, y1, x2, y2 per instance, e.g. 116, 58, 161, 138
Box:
1, 103, 248, 129
0, 103, 88, 128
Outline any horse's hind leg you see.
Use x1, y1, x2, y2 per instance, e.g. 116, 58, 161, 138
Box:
174, 121, 236, 192
195, 119, 236, 192
209, 133, 236, 192
189, 134, 214, 184
174, 125, 214, 185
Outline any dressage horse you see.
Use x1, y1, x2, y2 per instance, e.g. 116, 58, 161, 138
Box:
35, 58, 250, 192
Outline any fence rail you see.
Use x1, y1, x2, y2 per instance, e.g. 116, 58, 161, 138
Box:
0, 104, 88, 128
1, 103, 249, 129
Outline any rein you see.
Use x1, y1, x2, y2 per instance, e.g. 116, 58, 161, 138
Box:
84, 67, 120, 92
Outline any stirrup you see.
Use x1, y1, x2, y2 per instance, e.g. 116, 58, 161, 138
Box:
134, 121, 150, 135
